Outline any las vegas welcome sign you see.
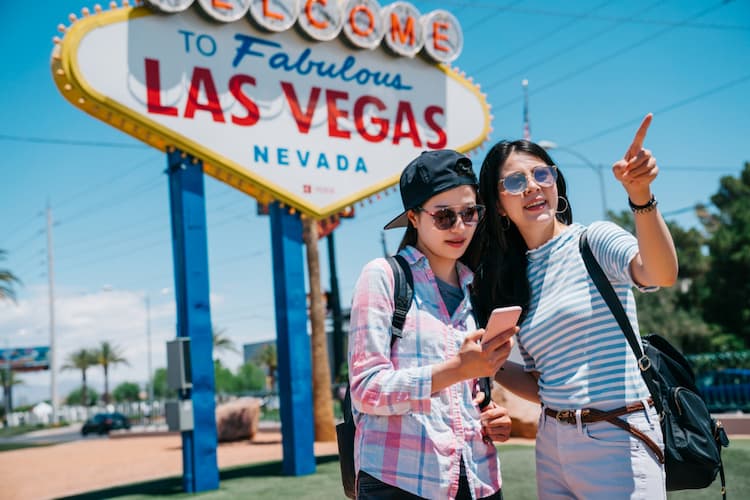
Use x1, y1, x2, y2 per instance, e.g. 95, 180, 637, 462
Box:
52, 1, 491, 218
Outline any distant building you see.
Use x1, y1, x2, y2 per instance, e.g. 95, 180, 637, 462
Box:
242, 341, 274, 366
242, 307, 350, 383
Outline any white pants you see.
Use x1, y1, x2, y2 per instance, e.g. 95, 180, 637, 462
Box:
535, 402, 666, 500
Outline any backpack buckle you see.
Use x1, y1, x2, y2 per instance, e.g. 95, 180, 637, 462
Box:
638, 355, 651, 371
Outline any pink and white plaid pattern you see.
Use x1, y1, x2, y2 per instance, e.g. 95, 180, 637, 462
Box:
348, 246, 502, 499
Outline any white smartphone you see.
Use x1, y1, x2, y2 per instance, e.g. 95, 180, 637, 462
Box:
482, 306, 522, 344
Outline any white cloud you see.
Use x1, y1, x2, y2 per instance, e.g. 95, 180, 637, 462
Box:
0, 286, 178, 405
1, 284, 279, 406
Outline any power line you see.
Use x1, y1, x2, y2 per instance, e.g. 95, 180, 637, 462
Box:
568, 73, 750, 147
489, 0, 732, 104
662, 205, 702, 217
6, 228, 44, 256
561, 161, 741, 172
0, 133, 148, 149
54, 212, 168, 253
52, 171, 246, 254
429, 0, 748, 31
55, 155, 156, 209
1, 212, 43, 249
472, 0, 619, 77
460, 0, 525, 33
57, 177, 164, 226
56, 222, 169, 260
483, 0, 663, 86
57, 234, 170, 272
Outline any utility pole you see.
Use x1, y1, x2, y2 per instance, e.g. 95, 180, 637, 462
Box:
538, 141, 608, 219
380, 231, 388, 257
46, 201, 57, 422
3, 338, 11, 421
145, 294, 153, 419
326, 233, 343, 381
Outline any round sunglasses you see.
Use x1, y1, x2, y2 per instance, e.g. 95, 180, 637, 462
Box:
498, 165, 558, 194
416, 204, 486, 230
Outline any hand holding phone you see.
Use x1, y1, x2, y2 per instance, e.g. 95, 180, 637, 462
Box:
482, 306, 522, 344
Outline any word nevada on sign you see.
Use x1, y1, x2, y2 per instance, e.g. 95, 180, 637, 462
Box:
52, 2, 491, 218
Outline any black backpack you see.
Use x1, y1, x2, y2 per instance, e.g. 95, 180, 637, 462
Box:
336, 255, 491, 498
580, 231, 729, 499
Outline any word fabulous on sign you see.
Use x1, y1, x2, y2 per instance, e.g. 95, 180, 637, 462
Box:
145, 0, 463, 63
144, 34, 448, 148
52, 3, 489, 219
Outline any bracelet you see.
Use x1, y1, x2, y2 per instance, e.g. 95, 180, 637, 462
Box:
628, 195, 658, 214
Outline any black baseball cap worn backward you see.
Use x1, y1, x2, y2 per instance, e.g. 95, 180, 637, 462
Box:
384, 149, 478, 230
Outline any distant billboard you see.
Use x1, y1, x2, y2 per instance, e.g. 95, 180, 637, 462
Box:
0, 346, 50, 372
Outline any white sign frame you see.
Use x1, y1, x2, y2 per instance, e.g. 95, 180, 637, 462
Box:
52, 5, 491, 218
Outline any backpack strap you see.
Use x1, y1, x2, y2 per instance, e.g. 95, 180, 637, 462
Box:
388, 254, 414, 340
578, 230, 664, 415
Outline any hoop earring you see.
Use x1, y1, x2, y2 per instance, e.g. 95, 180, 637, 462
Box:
500, 215, 511, 230
556, 196, 569, 215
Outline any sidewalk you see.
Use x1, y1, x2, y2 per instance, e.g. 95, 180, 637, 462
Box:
1, 424, 339, 500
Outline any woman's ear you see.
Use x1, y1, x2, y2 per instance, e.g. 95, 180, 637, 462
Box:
496, 200, 506, 216
406, 209, 419, 228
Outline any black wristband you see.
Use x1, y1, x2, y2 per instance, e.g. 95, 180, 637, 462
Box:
628, 195, 657, 214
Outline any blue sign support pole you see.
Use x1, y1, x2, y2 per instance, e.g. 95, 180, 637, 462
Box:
167, 149, 219, 493
269, 202, 316, 476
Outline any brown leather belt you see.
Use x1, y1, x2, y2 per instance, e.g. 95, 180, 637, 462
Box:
543, 398, 664, 463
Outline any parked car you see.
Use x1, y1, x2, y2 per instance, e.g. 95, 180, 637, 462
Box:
696, 368, 750, 413
81, 412, 131, 436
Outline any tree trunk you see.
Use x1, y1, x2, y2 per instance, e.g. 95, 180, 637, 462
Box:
103, 365, 109, 405
81, 369, 88, 407
303, 217, 336, 442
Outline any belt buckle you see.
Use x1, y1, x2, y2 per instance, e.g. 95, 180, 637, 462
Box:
556, 410, 574, 423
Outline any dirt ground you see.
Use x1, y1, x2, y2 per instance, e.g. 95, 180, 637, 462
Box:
0, 428, 340, 500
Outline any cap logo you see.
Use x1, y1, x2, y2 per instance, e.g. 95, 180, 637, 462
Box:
451, 159, 474, 177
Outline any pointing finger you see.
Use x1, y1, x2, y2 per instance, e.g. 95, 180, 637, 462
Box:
624, 113, 653, 160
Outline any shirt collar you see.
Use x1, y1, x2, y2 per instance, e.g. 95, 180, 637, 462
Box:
399, 245, 475, 291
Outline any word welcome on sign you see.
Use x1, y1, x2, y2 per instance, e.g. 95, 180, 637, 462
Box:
146, 0, 463, 63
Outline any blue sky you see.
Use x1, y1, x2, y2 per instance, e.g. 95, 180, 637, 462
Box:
1, 0, 748, 406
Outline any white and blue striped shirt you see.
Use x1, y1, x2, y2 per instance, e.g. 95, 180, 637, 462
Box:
518, 222, 653, 411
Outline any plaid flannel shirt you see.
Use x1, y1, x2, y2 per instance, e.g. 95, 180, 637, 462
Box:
348, 245, 502, 499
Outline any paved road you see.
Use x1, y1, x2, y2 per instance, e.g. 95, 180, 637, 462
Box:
0, 423, 168, 445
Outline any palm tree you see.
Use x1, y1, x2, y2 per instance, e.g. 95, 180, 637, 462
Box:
0, 249, 21, 302
212, 327, 238, 355
254, 343, 277, 391
302, 218, 336, 442
95, 341, 129, 404
61, 349, 98, 406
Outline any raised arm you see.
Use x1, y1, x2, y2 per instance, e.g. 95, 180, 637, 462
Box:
612, 113, 678, 287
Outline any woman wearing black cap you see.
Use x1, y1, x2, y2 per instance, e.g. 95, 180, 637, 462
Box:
348, 149, 516, 499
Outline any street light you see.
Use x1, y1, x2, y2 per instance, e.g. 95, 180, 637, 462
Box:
538, 140, 608, 219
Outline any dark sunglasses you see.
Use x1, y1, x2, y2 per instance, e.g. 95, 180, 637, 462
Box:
417, 205, 485, 230
498, 165, 558, 194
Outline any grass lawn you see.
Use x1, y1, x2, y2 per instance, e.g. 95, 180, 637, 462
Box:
0, 441, 52, 452
60, 438, 748, 499
0, 423, 51, 438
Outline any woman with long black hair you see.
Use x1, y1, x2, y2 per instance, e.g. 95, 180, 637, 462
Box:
468, 114, 678, 499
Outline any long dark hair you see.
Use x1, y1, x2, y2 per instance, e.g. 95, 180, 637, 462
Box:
398, 225, 418, 251
463, 140, 573, 324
